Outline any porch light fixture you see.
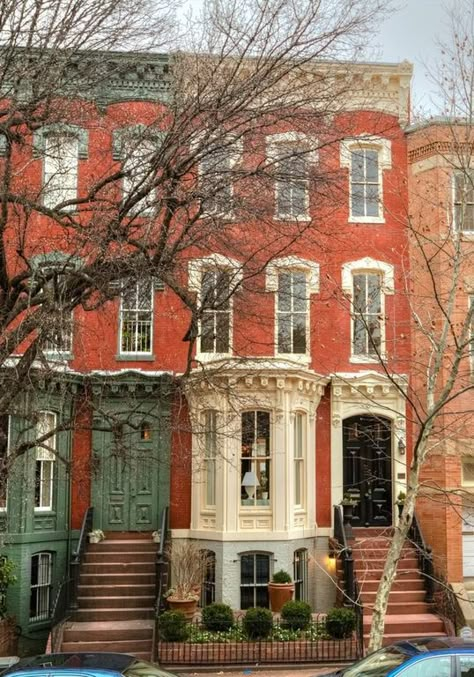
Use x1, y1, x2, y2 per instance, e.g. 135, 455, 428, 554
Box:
241, 471, 260, 499
398, 438, 406, 455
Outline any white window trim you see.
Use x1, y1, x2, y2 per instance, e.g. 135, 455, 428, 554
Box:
29, 552, 52, 621
197, 137, 243, 219
118, 280, 154, 357
340, 135, 391, 224
42, 135, 79, 212
462, 458, 474, 487
240, 409, 272, 512
188, 254, 242, 361
293, 411, 306, 510
267, 133, 318, 222
0, 415, 10, 512
203, 410, 217, 509
452, 170, 474, 236
342, 258, 394, 363
34, 412, 57, 513
265, 256, 319, 363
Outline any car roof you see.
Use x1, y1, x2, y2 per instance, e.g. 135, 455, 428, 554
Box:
393, 637, 474, 654
2, 654, 137, 675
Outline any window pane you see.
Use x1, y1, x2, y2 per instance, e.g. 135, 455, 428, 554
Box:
294, 414, 303, 459
240, 587, 254, 610
351, 151, 365, 182
292, 313, 306, 353
44, 135, 78, 209
255, 554, 270, 583
353, 316, 367, 355
460, 655, 474, 676
215, 312, 230, 353
215, 271, 230, 309
399, 657, 451, 677
240, 555, 254, 585
256, 412, 270, 446
295, 461, 302, 505
353, 274, 367, 312
366, 183, 379, 216
365, 150, 379, 181
255, 585, 269, 607
278, 273, 291, 312
201, 271, 216, 309
278, 314, 291, 353
367, 318, 381, 353
242, 412, 255, 450
292, 273, 307, 312
367, 275, 381, 313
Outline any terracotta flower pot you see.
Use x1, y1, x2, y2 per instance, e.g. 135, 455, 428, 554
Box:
166, 597, 198, 621
268, 582, 295, 612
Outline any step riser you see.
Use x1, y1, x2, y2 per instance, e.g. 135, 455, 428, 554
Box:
352, 549, 416, 559
363, 620, 445, 634
358, 580, 425, 592
63, 628, 153, 642
350, 570, 422, 581
362, 603, 430, 614
81, 563, 155, 574
104, 532, 153, 540
88, 542, 156, 553
360, 591, 426, 603
77, 585, 156, 597
353, 558, 419, 569
61, 640, 152, 653
73, 608, 154, 622
85, 552, 155, 563
77, 596, 155, 609
79, 574, 155, 585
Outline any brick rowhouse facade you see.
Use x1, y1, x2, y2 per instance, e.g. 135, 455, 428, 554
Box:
0, 53, 416, 646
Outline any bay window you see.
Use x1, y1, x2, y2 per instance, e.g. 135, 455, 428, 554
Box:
241, 411, 270, 507
294, 412, 305, 507
204, 410, 217, 507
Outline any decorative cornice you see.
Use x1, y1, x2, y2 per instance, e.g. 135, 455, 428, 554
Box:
265, 256, 320, 294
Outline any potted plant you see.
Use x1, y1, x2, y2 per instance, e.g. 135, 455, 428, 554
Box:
165, 541, 208, 620
88, 529, 105, 544
152, 530, 161, 544
0, 558, 17, 657
268, 570, 294, 612
396, 491, 406, 519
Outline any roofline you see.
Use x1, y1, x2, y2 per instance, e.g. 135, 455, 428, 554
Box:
406, 115, 474, 133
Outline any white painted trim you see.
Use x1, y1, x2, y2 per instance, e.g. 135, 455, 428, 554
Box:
188, 254, 243, 292
265, 257, 320, 294
341, 257, 395, 295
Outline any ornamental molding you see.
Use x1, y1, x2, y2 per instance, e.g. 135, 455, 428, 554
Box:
340, 135, 392, 171
266, 132, 319, 163
330, 371, 408, 403
265, 256, 320, 294
33, 123, 89, 159
188, 254, 243, 292
112, 125, 165, 160
341, 257, 395, 295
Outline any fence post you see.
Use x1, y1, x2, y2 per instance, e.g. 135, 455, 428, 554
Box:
343, 547, 355, 606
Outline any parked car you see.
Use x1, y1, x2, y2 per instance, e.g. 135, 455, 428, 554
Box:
321, 636, 474, 676
0, 653, 177, 677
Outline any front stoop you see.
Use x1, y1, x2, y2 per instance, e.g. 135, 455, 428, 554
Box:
348, 528, 447, 646
62, 532, 157, 659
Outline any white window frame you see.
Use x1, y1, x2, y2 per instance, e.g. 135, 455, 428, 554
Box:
453, 170, 474, 233
267, 133, 318, 222
199, 269, 232, 355
240, 410, 271, 509
342, 257, 394, 363
265, 256, 319, 364
293, 412, 306, 509
188, 254, 242, 361
203, 410, 217, 508
198, 139, 242, 218
0, 415, 10, 512
43, 134, 79, 211
30, 552, 52, 621
119, 280, 154, 356
340, 136, 391, 224
34, 412, 57, 513
462, 458, 474, 487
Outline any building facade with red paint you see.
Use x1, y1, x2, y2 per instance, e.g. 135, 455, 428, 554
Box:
0, 53, 414, 642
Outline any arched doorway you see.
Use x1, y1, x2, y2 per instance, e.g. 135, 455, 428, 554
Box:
343, 415, 392, 527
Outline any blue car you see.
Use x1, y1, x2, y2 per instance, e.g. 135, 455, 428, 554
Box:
322, 637, 474, 677
0, 653, 177, 677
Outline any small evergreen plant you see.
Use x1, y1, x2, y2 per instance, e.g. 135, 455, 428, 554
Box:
201, 603, 234, 632
281, 600, 312, 630
325, 607, 356, 639
158, 610, 190, 641
271, 570, 292, 584
243, 607, 273, 639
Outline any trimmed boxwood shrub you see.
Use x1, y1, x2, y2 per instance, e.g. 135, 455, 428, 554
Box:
201, 603, 235, 632
158, 610, 190, 641
325, 607, 356, 639
281, 600, 312, 630
243, 607, 273, 639
272, 570, 292, 584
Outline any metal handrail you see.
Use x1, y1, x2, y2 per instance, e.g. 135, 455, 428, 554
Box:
50, 576, 71, 651
152, 506, 170, 662
334, 504, 356, 607
408, 511, 434, 603
69, 506, 94, 612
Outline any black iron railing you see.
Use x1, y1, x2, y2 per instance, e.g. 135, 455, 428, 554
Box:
408, 511, 434, 603
156, 616, 359, 666
334, 504, 356, 607
152, 506, 170, 662
50, 577, 71, 651
69, 506, 94, 612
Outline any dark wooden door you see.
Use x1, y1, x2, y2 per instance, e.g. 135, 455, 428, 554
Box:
343, 415, 392, 527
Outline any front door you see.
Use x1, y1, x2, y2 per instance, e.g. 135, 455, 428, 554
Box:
92, 424, 160, 531
343, 415, 392, 527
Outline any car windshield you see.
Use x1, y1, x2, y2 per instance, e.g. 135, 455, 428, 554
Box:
342, 645, 411, 677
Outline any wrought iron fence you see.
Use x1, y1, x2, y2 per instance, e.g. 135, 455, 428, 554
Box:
156, 616, 359, 666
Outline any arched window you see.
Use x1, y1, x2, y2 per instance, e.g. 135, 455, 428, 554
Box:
240, 552, 271, 609
30, 552, 52, 621
293, 549, 308, 602
140, 421, 152, 441
200, 550, 216, 607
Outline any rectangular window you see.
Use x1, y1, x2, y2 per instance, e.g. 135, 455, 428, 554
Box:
34, 412, 56, 512
200, 150, 233, 215
0, 416, 9, 511
241, 411, 270, 507
43, 135, 78, 210
352, 273, 382, 356
119, 280, 153, 355
293, 549, 308, 602
294, 413, 305, 507
204, 411, 217, 507
240, 553, 270, 609
275, 151, 309, 219
38, 266, 73, 356
200, 270, 231, 354
350, 149, 379, 218
122, 138, 156, 216
454, 171, 474, 231
30, 552, 52, 621
277, 271, 307, 354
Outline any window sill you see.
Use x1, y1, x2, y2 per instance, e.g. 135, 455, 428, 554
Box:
44, 352, 73, 361
350, 354, 386, 364
34, 508, 55, 514
276, 353, 310, 365
348, 216, 385, 224
241, 500, 271, 507
196, 352, 232, 363
116, 353, 155, 361
274, 214, 311, 222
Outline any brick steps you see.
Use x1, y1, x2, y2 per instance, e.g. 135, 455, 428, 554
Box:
337, 530, 447, 645
61, 535, 157, 659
